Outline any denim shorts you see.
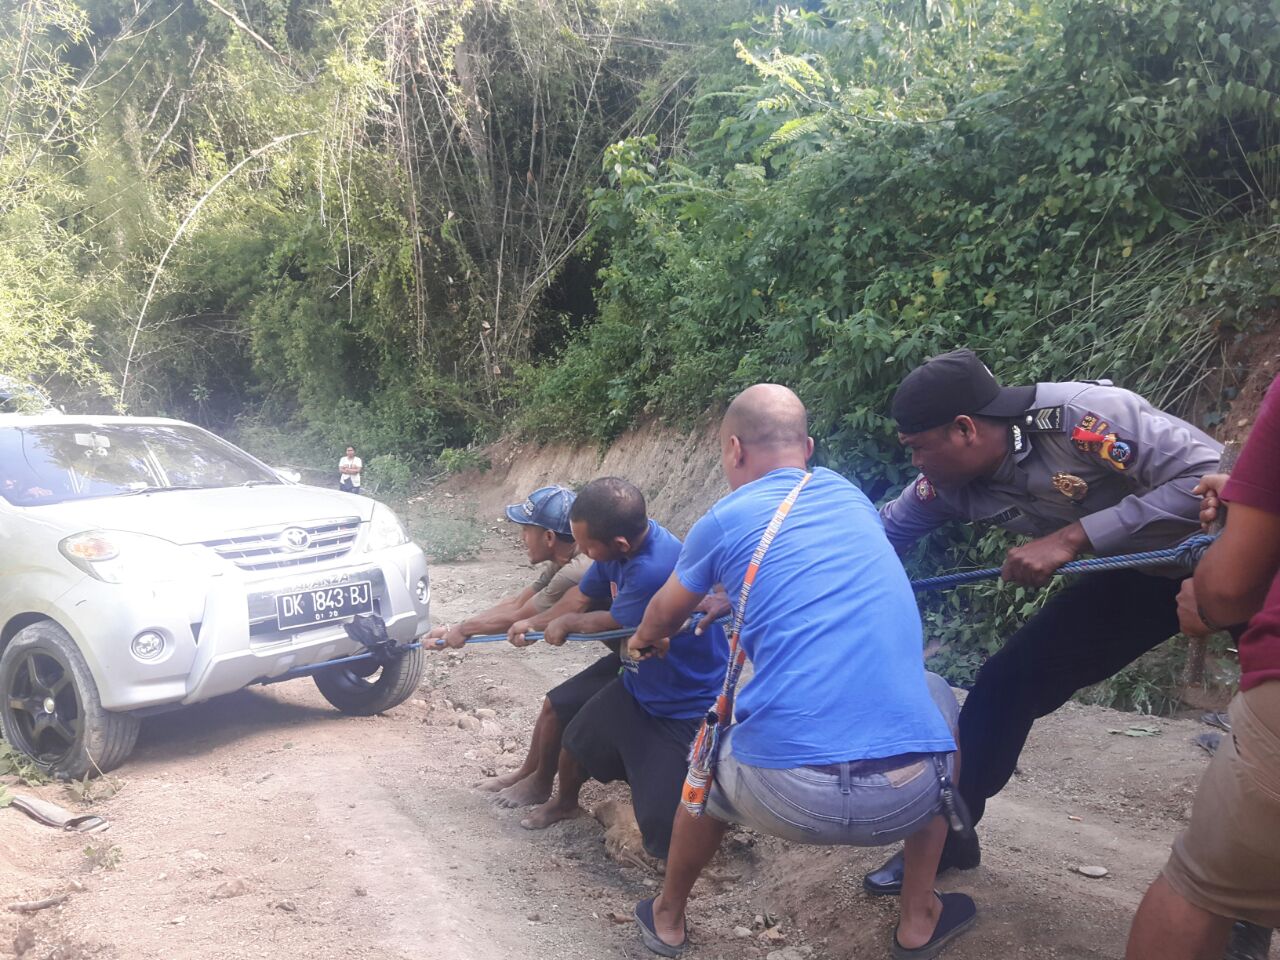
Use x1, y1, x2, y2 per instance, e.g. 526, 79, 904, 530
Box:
704, 672, 961, 846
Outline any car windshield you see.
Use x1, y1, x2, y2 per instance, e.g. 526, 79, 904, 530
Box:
0, 423, 280, 506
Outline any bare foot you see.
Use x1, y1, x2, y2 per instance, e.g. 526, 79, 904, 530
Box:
494, 775, 553, 809
473, 770, 524, 793
520, 798, 586, 831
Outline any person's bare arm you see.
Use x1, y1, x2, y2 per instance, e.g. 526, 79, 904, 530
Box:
507, 585, 591, 646
1192, 501, 1280, 629
627, 574, 706, 661
542, 609, 624, 647
501, 588, 565, 627
427, 587, 538, 648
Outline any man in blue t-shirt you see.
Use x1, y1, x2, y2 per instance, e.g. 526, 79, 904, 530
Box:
627, 385, 975, 960
510, 477, 728, 860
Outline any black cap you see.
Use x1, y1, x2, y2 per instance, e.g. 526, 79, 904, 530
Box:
891, 349, 1035, 434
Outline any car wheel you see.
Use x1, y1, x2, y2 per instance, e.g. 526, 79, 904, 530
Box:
312, 644, 424, 716
0, 621, 141, 778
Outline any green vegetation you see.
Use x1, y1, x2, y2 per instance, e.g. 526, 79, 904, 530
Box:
535, 1, 1280, 449
2, 0, 747, 451
4, 0, 1276, 705
400, 498, 485, 563
0, 740, 48, 787
435, 446, 492, 476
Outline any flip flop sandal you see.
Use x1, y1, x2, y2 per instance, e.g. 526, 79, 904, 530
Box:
634, 897, 688, 958
1201, 711, 1231, 733
8, 794, 109, 834
1194, 732, 1222, 756
891, 892, 977, 960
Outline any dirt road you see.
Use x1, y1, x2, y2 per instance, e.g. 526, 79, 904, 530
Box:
1, 537, 1274, 960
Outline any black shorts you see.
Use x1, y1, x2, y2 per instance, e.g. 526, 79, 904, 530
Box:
562, 677, 701, 860
545, 648, 621, 727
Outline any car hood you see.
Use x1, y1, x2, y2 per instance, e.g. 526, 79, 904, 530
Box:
31, 485, 376, 544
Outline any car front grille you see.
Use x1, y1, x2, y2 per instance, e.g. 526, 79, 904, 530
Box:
201, 517, 362, 571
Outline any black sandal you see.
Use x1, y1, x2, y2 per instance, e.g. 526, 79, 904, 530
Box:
891, 892, 977, 959
635, 897, 687, 958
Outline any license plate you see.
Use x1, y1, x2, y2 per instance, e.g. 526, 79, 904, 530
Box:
275, 580, 374, 630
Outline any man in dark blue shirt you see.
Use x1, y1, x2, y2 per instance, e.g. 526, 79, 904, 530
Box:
510, 477, 729, 860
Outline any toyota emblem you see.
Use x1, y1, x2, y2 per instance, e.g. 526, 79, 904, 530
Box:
281, 527, 310, 551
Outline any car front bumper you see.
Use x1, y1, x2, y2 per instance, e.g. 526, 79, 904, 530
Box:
60, 542, 430, 711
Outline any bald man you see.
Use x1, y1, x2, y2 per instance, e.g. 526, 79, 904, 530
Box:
627, 385, 974, 959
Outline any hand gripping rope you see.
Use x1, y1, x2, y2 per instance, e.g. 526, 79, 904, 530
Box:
439, 532, 1216, 647
907, 532, 1215, 593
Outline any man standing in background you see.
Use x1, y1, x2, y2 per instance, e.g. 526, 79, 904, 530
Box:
339, 445, 363, 494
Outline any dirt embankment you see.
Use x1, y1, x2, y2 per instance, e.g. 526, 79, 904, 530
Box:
441, 416, 727, 537
1216, 333, 1280, 448
450, 329, 1280, 526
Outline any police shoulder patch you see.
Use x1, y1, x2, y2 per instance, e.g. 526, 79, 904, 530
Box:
1022, 406, 1064, 432
1100, 436, 1137, 471
1072, 411, 1111, 452
914, 474, 937, 502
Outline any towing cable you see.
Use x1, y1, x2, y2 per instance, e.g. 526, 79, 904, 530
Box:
435, 533, 1216, 647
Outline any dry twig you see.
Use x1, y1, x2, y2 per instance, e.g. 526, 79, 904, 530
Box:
6, 894, 69, 915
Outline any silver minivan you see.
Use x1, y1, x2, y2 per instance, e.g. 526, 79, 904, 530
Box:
0, 413, 430, 777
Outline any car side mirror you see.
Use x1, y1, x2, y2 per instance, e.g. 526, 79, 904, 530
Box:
273, 468, 302, 483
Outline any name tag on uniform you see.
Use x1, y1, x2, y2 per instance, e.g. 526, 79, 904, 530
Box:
984, 507, 1023, 525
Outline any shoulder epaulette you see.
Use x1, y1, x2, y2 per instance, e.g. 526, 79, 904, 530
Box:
1021, 406, 1064, 432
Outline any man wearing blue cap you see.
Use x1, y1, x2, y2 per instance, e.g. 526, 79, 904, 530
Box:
427, 485, 608, 808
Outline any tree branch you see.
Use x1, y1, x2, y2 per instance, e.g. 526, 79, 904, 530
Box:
119, 129, 317, 405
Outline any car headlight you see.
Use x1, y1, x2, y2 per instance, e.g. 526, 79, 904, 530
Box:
365, 503, 409, 552
59, 530, 222, 584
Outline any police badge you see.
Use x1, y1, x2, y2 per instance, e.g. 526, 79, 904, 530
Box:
1052, 472, 1089, 502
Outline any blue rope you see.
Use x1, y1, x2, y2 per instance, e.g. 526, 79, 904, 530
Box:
436, 533, 1216, 646
444, 624, 646, 646
909, 532, 1215, 593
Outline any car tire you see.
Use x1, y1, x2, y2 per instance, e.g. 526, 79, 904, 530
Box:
0, 621, 141, 779
312, 645, 424, 716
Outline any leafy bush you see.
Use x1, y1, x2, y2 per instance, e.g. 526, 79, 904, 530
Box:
365, 453, 414, 498
436, 447, 492, 475
516, 306, 648, 445
410, 514, 485, 564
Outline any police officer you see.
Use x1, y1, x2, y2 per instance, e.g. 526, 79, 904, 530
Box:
863, 349, 1223, 897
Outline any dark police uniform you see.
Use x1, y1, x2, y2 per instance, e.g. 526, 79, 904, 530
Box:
881, 380, 1222, 826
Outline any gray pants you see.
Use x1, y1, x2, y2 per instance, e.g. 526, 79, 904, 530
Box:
704, 672, 960, 846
